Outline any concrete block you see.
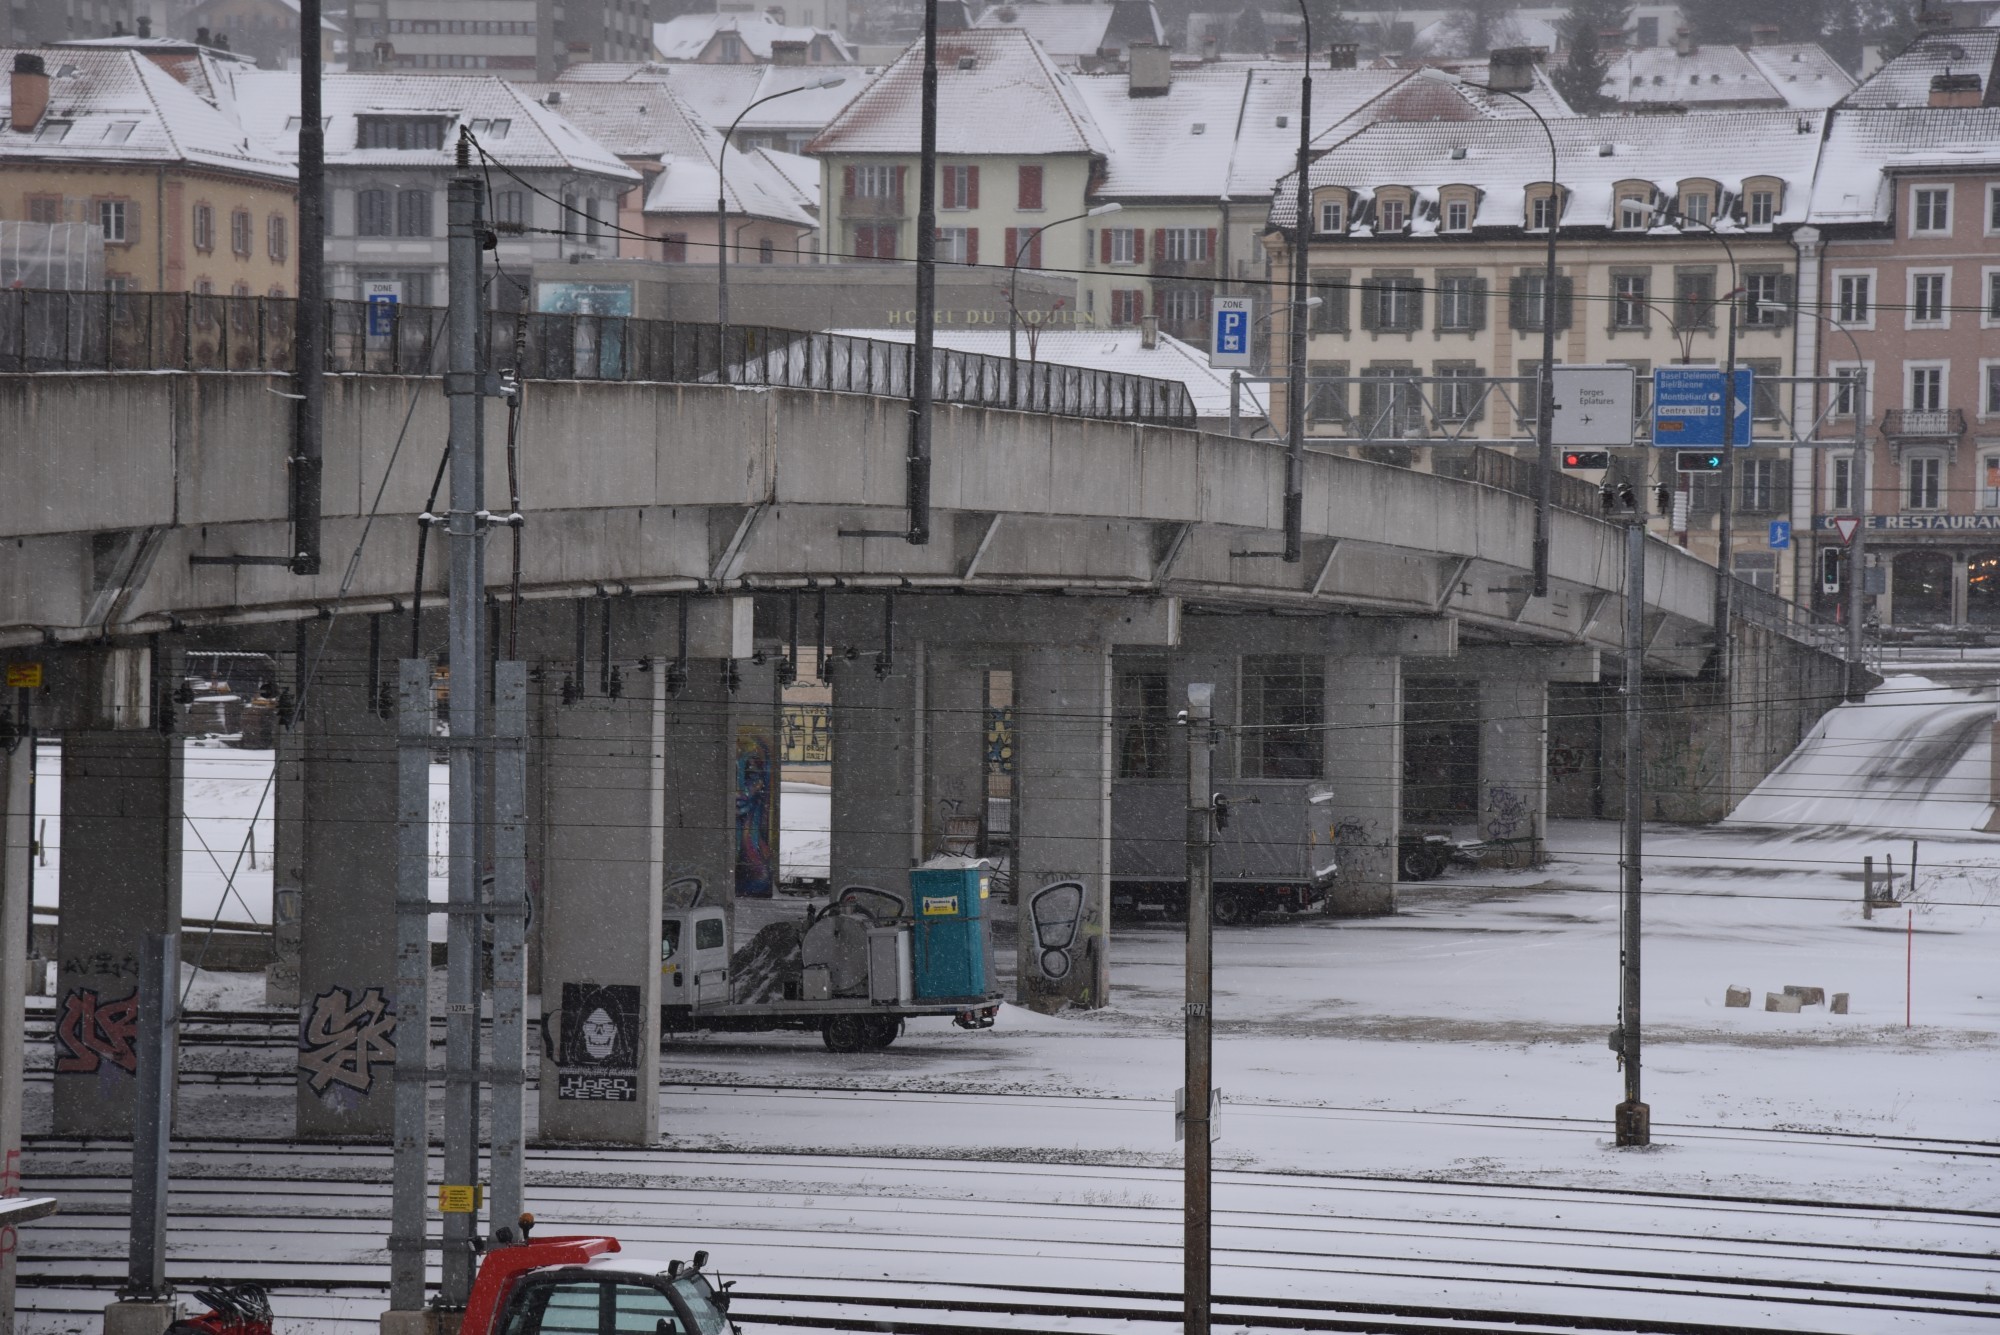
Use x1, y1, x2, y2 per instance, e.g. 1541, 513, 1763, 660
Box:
1783, 985, 1825, 1007
380, 1311, 439, 1335
1724, 985, 1750, 1008
1831, 992, 1849, 1014
1765, 992, 1802, 1013
102, 1300, 179, 1335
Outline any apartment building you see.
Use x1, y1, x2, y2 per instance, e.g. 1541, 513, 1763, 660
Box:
1801, 30, 2000, 628
0, 46, 294, 294
1265, 107, 1826, 590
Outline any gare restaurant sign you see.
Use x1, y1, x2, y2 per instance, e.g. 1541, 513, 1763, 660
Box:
1814, 514, 2000, 532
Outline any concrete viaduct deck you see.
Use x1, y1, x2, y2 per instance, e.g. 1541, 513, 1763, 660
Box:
0, 370, 1733, 667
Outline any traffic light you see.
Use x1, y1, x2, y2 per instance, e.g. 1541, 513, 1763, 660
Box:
1562, 450, 1611, 469
1675, 451, 1724, 473
1821, 547, 1843, 594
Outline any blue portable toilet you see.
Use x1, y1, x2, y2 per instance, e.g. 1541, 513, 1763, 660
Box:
909, 856, 992, 1000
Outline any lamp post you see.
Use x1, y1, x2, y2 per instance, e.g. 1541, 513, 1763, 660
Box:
1008, 201, 1120, 406
1469, 63, 1559, 598
1787, 303, 1871, 699
1672, 210, 1744, 683
716, 75, 845, 334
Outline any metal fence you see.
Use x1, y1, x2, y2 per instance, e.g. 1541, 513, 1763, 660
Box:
0, 288, 1196, 426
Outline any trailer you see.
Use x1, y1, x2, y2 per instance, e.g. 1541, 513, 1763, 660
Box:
661, 860, 1003, 1052
1109, 779, 1341, 923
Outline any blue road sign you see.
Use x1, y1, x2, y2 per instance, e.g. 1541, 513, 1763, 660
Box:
1652, 366, 1752, 447
1209, 297, 1253, 369
366, 290, 399, 337
1769, 519, 1791, 549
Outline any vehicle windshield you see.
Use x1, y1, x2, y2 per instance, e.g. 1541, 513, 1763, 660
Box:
668, 1274, 728, 1335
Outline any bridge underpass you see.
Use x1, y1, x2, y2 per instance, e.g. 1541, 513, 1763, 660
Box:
0, 369, 1852, 1153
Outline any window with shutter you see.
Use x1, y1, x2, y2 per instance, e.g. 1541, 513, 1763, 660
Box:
1435, 362, 1485, 422
1358, 364, 1423, 436
397, 189, 431, 237
1017, 164, 1042, 210
1308, 269, 1349, 333
1306, 359, 1349, 424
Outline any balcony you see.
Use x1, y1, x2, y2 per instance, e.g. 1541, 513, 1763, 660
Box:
841, 195, 906, 220
1883, 408, 1966, 441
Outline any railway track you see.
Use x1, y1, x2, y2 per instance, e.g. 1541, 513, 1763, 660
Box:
16, 1142, 2000, 1335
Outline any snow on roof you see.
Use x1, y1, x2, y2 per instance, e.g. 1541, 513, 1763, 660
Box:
640, 123, 817, 226
831, 324, 1263, 419
1743, 44, 1857, 109
1809, 107, 2000, 223
1072, 63, 1259, 198
1841, 29, 2000, 107
1601, 43, 1789, 106
515, 79, 710, 161
651, 12, 853, 64
1269, 108, 1827, 231
0, 46, 293, 181
231, 71, 638, 180
970, 3, 1165, 62
1407, 12, 1559, 60
752, 145, 820, 209
809, 29, 1109, 156
586, 63, 868, 137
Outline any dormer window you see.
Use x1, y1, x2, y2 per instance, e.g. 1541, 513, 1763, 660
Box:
1315, 191, 1346, 235
1378, 198, 1407, 231
1528, 188, 1563, 232
1444, 199, 1469, 231
1747, 190, 1773, 225
1617, 194, 1650, 230
357, 116, 449, 151
1682, 191, 1711, 224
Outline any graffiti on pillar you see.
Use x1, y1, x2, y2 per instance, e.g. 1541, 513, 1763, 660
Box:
1482, 784, 1529, 841
554, 981, 641, 1101
985, 706, 1015, 774
297, 986, 399, 1096
1027, 881, 1085, 981
734, 723, 776, 899
53, 986, 140, 1075
1549, 745, 1588, 779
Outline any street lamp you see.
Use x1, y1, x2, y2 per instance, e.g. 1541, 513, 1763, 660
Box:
1670, 209, 1744, 681
1283, 0, 1314, 564
717, 74, 845, 336
1473, 61, 1558, 598
1008, 201, 1120, 406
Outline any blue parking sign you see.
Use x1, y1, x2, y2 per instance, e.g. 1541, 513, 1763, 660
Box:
1209, 297, 1253, 369
1769, 520, 1791, 549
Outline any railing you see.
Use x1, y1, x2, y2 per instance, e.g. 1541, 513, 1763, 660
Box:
1882, 408, 1966, 439
1731, 576, 1848, 654
0, 288, 1197, 426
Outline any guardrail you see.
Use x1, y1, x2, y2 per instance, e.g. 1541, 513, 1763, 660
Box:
0, 287, 1198, 426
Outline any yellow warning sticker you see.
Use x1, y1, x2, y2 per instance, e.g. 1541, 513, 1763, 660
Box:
921, 896, 956, 916
5, 662, 42, 689
437, 1184, 482, 1214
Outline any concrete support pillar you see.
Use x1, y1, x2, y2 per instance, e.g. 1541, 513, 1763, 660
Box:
1478, 676, 1549, 864
830, 646, 923, 907
1013, 646, 1112, 1013
535, 668, 664, 1145
53, 729, 182, 1137
923, 647, 988, 859
263, 718, 303, 1009
294, 654, 400, 1140
661, 662, 735, 914
1, 731, 32, 1329
1323, 655, 1401, 914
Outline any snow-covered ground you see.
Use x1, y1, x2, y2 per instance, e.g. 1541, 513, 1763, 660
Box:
15, 673, 2000, 1332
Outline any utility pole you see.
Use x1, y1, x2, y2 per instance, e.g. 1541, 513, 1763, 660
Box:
906, 0, 938, 546
1846, 373, 1870, 701
1615, 504, 1650, 1147
291, 0, 324, 575
1182, 682, 1215, 1335
1282, 20, 1311, 564
440, 142, 488, 1307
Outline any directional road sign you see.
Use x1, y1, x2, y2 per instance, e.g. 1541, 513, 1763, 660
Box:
1551, 364, 1636, 447
1209, 297, 1253, 370
1652, 366, 1752, 447
1768, 520, 1791, 549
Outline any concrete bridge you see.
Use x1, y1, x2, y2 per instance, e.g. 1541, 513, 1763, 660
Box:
0, 369, 1850, 1148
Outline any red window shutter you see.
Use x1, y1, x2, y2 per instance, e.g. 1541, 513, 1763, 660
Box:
1004, 227, 1018, 265
843, 166, 855, 199
965, 227, 978, 266
967, 165, 979, 209
940, 168, 957, 211
1151, 286, 1162, 316
894, 165, 907, 200
1028, 232, 1041, 268
1019, 164, 1042, 210
1153, 228, 1166, 260
1206, 228, 1217, 261
1101, 229, 1112, 263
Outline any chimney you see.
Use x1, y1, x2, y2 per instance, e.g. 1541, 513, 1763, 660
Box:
770, 38, 807, 64
11, 53, 49, 133
1327, 41, 1358, 68
1673, 26, 1694, 56
136, 15, 151, 36
1750, 23, 1779, 45
113, 19, 126, 34
1200, 32, 1219, 61
1127, 41, 1170, 95
1929, 71, 1982, 106
1487, 45, 1542, 92
195, 25, 210, 45
214, 31, 230, 50
1139, 314, 1159, 349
